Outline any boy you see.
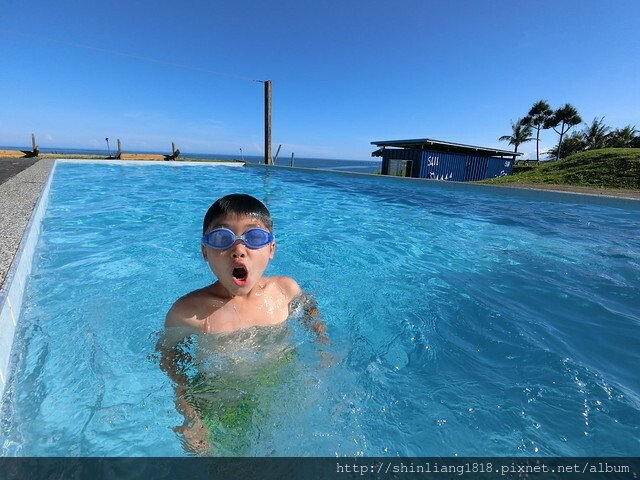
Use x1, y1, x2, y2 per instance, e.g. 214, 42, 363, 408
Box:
160, 193, 325, 454
165, 193, 310, 333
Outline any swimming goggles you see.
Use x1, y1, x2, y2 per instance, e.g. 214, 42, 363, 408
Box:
202, 227, 274, 250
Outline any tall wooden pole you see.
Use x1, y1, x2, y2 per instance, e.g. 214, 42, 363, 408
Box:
264, 80, 272, 165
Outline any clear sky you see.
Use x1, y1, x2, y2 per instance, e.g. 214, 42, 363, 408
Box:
1, 0, 638, 160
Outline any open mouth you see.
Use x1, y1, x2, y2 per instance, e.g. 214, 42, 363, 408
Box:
232, 266, 249, 285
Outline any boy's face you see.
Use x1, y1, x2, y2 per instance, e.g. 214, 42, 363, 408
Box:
201, 213, 275, 296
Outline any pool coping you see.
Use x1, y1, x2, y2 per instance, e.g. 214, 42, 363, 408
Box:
247, 163, 640, 201
0, 158, 243, 398
0, 159, 55, 397
56, 159, 244, 168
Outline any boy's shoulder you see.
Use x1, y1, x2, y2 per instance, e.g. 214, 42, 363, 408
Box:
165, 287, 220, 329
263, 275, 301, 300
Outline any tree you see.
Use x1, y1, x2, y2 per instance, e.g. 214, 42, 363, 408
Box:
583, 117, 611, 150
499, 118, 534, 156
544, 104, 582, 160
547, 131, 585, 159
607, 124, 638, 148
523, 100, 553, 162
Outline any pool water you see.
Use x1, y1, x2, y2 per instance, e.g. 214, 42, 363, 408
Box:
1, 161, 639, 456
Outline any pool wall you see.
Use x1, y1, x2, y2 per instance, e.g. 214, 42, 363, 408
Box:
0, 159, 55, 398
246, 163, 640, 203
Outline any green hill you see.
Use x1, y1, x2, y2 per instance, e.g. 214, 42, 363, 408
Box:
484, 148, 640, 190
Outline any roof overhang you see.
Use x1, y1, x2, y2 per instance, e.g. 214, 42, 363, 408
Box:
371, 138, 521, 157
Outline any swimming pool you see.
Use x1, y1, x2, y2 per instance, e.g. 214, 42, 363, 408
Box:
1, 160, 639, 456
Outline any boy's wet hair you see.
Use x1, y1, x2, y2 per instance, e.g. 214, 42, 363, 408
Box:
203, 193, 273, 234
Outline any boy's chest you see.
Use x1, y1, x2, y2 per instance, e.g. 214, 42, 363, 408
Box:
203, 292, 289, 333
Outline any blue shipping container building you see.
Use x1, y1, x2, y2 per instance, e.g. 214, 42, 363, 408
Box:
371, 138, 521, 181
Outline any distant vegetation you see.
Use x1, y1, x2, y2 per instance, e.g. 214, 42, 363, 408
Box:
499, 100, 639, 161
484, 148, 640, 190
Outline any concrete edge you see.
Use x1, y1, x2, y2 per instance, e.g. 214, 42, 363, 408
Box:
56, 158, 244, 167
246, 163, 640, 203
0, 159, 55, 399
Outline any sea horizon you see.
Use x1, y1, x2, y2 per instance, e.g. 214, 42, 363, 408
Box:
0, 145, 382, 173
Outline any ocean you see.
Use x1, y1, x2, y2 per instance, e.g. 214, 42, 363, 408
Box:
3, 146, 381, 174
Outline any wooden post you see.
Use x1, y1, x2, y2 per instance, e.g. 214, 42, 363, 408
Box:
31, 133, 39, 157
264, 80, 272, 165
273, 144, 282, 165
290, 152, 295, 167
170, 142, 180, 160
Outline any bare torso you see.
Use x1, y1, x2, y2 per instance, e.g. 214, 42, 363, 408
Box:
166, 276, 300, 335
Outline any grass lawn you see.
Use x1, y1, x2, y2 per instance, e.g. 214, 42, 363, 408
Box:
483, 148, 640, 190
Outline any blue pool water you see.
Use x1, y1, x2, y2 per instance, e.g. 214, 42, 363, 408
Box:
1, 161, 639, 456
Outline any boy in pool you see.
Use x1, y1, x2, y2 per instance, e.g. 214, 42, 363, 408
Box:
160, 193, 325, 453
165, 193, 321, 334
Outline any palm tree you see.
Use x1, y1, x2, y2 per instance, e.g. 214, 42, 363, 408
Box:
499, 118, 534, 158
523, 100, 553, 162
544, 104, 582, 160
608, 124, 638, 148
583, 117, 611, 150
547, 131, 585, 160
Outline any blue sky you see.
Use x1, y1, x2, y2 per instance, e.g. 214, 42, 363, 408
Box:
1, 0, 638, 160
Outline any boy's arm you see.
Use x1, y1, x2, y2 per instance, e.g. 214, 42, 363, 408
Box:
160, 299, 202, 399
300, 295, 327, 337
280, 277, 328, 341
160, 302, 201, 385
157, 335, 210, 453
157, 302, 210, 453
165, 298, 203, 330
157, 313, 196, 419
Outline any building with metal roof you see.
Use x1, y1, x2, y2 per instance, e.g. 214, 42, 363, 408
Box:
371, 138, 521, 181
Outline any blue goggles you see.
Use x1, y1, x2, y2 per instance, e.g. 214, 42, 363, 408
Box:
202, 227, 274, 250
